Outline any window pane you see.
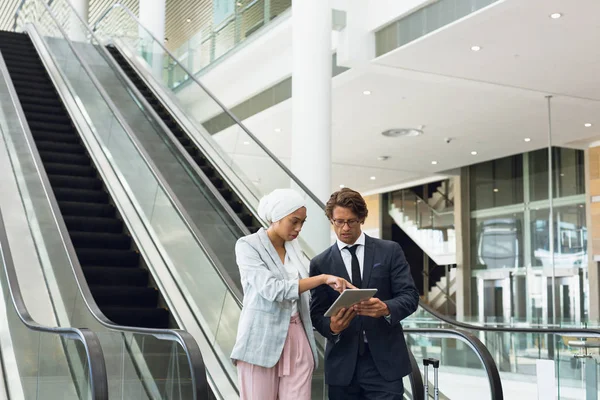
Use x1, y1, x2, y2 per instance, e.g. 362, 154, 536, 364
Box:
471, 212, 524, 270
530, 204, 587, 269
470, 154, 523, 210
529, 147, 585, 201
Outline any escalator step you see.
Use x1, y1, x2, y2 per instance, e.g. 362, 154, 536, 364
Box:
39, 151, 89, 165
7, 72, 49, 85
199, 165, 215, 178
211, 178, 224, 189
36, 141, 84, 154
53, 187, 108, 203
22, 103, 66, 116
90, 286, 158, 307
64, 215, 123, 234
59, 202, 116, 218
49, 175, 102, 191
18, 95, 63, 108
45, 163, 94, 178
21, 111, 71, 125
229, 200, 242, 213
193, 155, 207, 166
2, 62, 46, 75
12, 80, 55, 92
184, 146, 197, 157
31, 131, 79, 144
27, 120, 73, 134
12, 86, 59, 100
178, 136, 191, 146
70, 231, 131, 250
237, 213, 253, 226
83, 266, 149, 287
76, 248, 139, 267
102, 307, 169, 328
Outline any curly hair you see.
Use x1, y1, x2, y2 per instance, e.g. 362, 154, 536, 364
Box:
325, 188, 368, 221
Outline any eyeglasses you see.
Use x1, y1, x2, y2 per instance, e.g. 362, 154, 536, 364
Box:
331, 219, 361, 228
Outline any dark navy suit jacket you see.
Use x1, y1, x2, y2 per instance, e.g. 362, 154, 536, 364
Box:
310, 235, 419, 386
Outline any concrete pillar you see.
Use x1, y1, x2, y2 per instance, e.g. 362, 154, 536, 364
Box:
291, 0, 332, 252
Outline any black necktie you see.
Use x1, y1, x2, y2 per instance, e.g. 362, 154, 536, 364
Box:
345, 245, 365, 355
345, 246, 362, 288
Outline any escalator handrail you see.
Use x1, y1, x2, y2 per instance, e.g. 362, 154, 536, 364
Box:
404, 327, 504, 400
407, 347, 425, 400
418, 301, 600, 337
13, 4, 210, 399
92, 2, 326, 211
0, 209, 108, 399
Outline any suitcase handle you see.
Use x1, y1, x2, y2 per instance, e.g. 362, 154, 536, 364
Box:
422, 358, 440, 400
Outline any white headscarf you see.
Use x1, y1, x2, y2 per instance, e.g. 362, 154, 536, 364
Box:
257, 189, 306, 224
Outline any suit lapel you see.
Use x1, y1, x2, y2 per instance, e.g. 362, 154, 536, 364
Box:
362, 235, 375, 288
331, 244, 351, 282
258, 228, 286, 277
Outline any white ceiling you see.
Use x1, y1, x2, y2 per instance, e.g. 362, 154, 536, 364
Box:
213, 0, 600, 195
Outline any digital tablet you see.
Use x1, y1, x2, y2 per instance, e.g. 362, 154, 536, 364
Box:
324, 289, 378, 317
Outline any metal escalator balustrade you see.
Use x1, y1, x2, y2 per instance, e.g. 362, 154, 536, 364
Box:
409, 302, 600, 399
0, 199, 107, 398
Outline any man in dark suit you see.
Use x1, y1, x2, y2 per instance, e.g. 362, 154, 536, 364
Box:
310, 188, 420, 400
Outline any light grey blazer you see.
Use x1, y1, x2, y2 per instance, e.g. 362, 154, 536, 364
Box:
230, 228, 318, 368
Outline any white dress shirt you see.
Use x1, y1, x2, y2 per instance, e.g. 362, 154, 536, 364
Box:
335, 232, 391, 336
336, 232, 366, 283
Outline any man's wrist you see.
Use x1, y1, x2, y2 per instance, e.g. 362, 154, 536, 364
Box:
383, 303, 391, 317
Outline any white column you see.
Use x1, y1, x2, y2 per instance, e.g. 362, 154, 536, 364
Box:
68, 0, 89, 42
291, 0, 332, 252
139, 0, 166, 78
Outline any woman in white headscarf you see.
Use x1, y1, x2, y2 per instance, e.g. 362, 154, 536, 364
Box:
231, 188, 350, 400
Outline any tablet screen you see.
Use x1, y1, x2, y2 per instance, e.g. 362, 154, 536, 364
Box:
324, 289, 378, 317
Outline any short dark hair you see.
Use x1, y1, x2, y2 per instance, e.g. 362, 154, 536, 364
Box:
325, 188, 368, 221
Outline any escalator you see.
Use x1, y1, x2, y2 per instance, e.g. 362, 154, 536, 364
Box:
107, 45, 262, 235
0, 30, 170, 329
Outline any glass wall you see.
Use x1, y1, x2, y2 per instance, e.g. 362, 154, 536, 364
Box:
469, 147, 588, 323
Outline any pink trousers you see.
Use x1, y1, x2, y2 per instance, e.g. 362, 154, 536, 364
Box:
237, 313, 314, 400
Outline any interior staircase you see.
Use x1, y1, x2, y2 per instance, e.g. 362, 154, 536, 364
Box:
389, 179, 457, 314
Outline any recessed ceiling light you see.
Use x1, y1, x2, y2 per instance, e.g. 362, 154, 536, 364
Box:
550, 13, 562, 19
377, 156, 389, 161
471, 45, 481, 52
431, 161, 438, 165
164, 38, 169, 42
493, 188, 499, 193
339, 184, 345, 188
560, 173, 565, 177
524, 137, 531, 142
363, 90, 372, 96
580, 204, 585, 208
186, 18, 191, 23
382, 128, 423, 138
471, 151, 478, 155
585, 123, 593, 128
370, 176, 376, 180
243, 141, 250, 145
274, 128, 282, 132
